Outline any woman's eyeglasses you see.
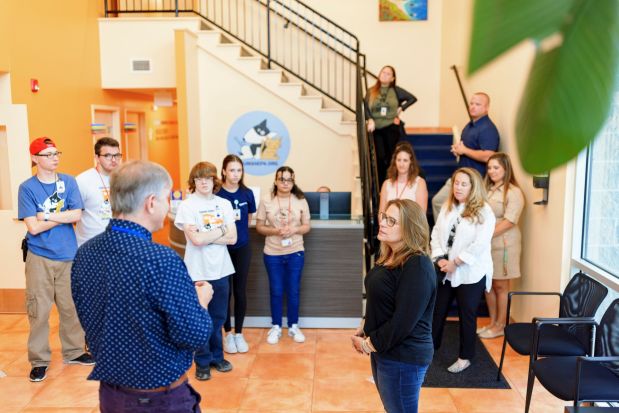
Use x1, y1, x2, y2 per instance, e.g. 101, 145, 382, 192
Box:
378, 212, 398, 227
277, 178, 294, 184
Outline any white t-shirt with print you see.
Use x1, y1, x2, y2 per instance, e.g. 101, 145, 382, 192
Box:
75, 168, 112, 246
174, 194, 235, 282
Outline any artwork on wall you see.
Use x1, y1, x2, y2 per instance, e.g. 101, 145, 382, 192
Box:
379, 0, 428, 21
227, 111, 291, 176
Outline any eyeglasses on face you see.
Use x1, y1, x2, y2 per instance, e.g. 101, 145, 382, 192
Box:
35, 152, 62, 159
98, 153, 122, 160
277, 178, 294, 184
378, 211, 398, 227
194, 177, 213, 184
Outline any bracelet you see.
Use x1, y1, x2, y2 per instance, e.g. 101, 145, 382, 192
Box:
44, 211, 50, 221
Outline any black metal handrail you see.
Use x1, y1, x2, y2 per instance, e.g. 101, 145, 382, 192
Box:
104, 0, 379, 272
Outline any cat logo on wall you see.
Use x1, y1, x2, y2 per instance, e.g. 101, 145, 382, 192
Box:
227, 111, 291, 176
239, 119, 281, 161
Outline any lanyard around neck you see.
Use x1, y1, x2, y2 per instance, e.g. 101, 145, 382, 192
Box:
111, 225, 150, 240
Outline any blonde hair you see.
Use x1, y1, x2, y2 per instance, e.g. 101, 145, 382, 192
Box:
445, 167, 487, 223
376, 199, 429, 269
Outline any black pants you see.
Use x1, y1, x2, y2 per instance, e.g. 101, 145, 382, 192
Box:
224, 243, 252, 333
432, 276, 486, 360
372, 123, 401, 185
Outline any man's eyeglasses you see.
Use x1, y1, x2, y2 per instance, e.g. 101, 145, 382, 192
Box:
277, 178, 294, 184
98, 153, 122, 160
378, 212, 398, 227
34, 152, 62, 159
194, 177, 213, 184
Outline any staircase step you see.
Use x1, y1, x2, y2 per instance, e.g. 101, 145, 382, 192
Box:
403, 133, 453, 147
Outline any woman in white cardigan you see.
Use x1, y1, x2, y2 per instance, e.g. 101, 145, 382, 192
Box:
430, 167, 495, 374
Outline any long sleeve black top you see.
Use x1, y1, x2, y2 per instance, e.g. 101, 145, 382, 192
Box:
363, 254, 437, 365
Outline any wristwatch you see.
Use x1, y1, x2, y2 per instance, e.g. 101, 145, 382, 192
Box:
44, 211, 50, 221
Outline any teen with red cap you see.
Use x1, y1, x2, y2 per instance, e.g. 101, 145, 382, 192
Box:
17, 137, 94, 383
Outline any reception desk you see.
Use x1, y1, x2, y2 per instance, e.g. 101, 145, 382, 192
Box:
168, 214, 364, 328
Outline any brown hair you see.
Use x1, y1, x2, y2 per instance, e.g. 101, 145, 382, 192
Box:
386, 141, 420, 184
187, 161, 222, 194
484, 152, 523, 207
445, 167, 487, 223
376, 199, 429, 269
368, 65, 396, 106
271, 166, 305, 199
221, 154, 248, 190
94, 137, 119, 155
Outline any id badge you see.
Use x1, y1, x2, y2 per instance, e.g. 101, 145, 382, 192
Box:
380, 106, 387, 117
281, 238, 292, 247
233, 208, 241, 221
56, 180, 65, 193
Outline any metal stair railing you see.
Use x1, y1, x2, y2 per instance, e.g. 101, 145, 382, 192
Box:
104, 0, 380, 272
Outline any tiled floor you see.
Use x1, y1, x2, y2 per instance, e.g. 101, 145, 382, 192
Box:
0, 311, 568, 412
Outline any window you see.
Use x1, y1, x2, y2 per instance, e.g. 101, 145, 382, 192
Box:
581, 93, 619, 278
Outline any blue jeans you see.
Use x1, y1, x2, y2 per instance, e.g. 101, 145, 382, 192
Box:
370, 354, 429, 413
194, 276, 229, 368
263, 251, 305, 327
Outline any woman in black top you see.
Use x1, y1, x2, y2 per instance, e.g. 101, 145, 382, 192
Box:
365, 65, 417, 185
351, 199, 436, 413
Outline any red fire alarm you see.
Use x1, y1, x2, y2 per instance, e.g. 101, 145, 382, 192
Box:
30, 79, 39, 93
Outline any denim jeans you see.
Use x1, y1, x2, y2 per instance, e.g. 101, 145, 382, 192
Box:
370, 353, 429, 413
263, 251, 305, 327
194, 276, 229, 368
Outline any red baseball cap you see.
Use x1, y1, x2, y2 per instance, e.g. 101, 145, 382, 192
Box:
29, 137, 56, 155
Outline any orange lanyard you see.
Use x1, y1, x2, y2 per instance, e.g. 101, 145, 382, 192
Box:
96, 170, 110, 203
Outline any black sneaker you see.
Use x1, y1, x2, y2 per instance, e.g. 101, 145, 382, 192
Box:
195, 365, 211, 381
210, 359, 233, 373
67, 353, 96, 366
29, 366, 48, 382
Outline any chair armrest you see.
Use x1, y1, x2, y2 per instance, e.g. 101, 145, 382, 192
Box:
531, 318, 597, 360
574, 356, 619, 403
505, 291, 562, 326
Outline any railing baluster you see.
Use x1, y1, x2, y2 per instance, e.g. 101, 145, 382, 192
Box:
266, 0, 271, 68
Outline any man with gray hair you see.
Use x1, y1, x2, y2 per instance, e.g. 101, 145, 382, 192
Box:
71, 160, 213, 412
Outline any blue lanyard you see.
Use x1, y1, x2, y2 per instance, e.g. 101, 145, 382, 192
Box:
111, 225, 150, 240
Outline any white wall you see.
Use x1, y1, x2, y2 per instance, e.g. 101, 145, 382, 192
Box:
99, 17, 201, 89
304, 0, 444, 127
0, 103, 33, 289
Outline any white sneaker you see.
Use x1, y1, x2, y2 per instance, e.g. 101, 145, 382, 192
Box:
234, 333, 249, 353
447, 358, 471, 373
267, 325, 282, 344
288, 324, 305, 343
223, 333, 238, 354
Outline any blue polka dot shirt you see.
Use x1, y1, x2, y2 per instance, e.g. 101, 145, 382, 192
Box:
71, 219, 212, 389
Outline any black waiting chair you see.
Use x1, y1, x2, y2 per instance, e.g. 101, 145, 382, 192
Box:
497, 272, 608, 391
527, 298, 619, 412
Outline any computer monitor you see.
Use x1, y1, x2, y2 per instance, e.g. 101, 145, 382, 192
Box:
304, 192, 351, 219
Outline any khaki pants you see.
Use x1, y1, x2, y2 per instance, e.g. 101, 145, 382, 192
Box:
431, 178, 452, 221
25, 252, 85, 367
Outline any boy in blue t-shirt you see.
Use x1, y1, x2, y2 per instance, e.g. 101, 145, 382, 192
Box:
17, 137, 94, 383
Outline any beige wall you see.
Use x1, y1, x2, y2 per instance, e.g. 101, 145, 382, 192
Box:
99, 18, 201, 89
439, 0, 575, 320
304, 0, 444, 126
181, 33, 355, 197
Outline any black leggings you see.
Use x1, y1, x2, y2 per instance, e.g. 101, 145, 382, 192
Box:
432, 276, 486, 360
224, 243, 252, 333
372, 123, 401, 185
